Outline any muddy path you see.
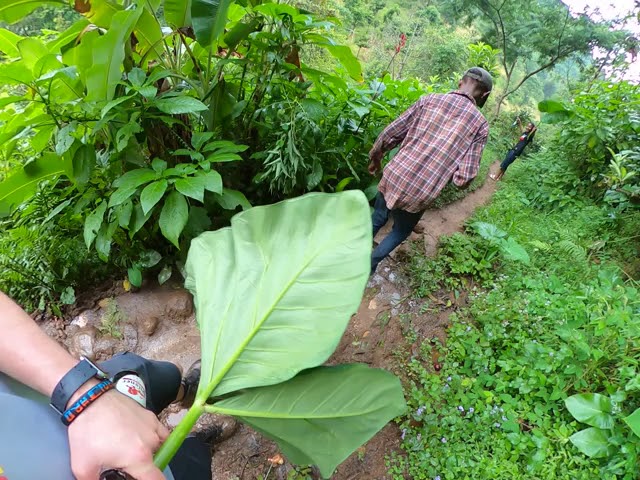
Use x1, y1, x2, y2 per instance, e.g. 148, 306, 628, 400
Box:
44, 165, 500, 480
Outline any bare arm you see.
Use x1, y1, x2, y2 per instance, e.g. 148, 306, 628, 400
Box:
0, 291, 78, 395
0, 292, 168, 480
369, 96, 427, 174
452, 122, 489, 189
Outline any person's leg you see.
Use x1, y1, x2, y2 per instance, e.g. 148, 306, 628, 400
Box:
371, 192, 390, 237
166, 437, 212, 480
498, 150, 518, 178
371, 208, 423, 272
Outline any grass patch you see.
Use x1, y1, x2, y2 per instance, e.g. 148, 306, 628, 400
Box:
394, 149, 640, 479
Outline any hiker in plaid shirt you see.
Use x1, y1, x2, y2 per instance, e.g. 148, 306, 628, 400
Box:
368, 67, 493, 273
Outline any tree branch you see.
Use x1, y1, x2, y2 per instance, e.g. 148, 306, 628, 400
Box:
482, 0, 509, 75
556, 8, 570, 60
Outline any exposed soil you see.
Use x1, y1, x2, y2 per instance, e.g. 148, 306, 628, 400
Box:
41, 166, 500, 479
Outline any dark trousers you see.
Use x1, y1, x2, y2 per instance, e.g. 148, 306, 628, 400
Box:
500, 149, 519, 172
371, 192, 423, 273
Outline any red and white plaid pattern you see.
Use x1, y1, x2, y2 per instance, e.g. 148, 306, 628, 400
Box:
374, 91, 489, 213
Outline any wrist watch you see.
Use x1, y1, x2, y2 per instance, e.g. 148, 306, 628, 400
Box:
50, 357, 109, 415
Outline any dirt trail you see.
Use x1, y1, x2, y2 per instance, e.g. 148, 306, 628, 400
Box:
46, 166, 500, 480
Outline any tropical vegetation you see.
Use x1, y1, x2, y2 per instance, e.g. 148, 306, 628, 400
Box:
1, 0, 640, 478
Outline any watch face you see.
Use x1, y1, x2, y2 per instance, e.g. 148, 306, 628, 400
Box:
81, 356, 108, 378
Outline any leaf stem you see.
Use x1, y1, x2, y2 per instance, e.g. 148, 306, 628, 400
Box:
154, 402, 204, 470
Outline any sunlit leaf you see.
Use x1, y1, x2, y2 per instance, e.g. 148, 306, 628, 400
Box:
154, 96, 208, 114
0, 0, 66, 24
128, 267, 143, 288
140, 179, 168, 215
85, 8, 142, 101
17, 37, 48, 72
175, 176, 207, 202
0, 28, 23, 57
159, 191, 189, 248
565, 394, 614, 429
0, 153, 71, 217
569, 427, 612, 458
184, 191, 371, 397
499, 237, 530, 264
165, 0, 192, 27
210, 364, 406, 478
191, 0, 234, 45
84, 201, 107, 248
623, 408, 640, 438
325, 45, 362, 81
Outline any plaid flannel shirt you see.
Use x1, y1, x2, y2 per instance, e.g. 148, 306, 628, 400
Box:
374, 91, 489, 213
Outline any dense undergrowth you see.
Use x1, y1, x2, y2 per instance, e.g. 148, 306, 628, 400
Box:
396, 147, 640, 479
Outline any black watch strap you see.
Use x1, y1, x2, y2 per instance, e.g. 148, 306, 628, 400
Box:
50, 357, 107, 414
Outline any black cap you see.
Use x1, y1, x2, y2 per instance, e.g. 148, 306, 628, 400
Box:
464, 67, 493, 91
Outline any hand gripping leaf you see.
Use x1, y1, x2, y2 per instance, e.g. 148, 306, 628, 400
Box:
154, 191, 407, 477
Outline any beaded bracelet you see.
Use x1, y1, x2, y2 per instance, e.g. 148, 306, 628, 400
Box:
61, 379, 115, 426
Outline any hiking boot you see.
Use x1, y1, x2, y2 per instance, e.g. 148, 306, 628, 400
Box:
192, 416, 238, 446
178, 359, 201, 408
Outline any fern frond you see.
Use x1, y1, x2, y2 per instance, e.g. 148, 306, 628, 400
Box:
556, 240, 587, 260
529, 240, 552, 252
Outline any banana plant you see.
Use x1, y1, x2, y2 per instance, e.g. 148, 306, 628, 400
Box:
153, 190, 406, 477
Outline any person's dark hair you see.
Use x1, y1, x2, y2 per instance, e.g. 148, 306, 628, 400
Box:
462, 74, 491, 95
462, 67, 492, 93
461, 67, 492, 108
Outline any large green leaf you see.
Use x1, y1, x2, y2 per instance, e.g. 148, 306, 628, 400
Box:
199, 170, 222, 194
134, 8, 164, 61
17, 38, 48, 72
47, 19, 90, 53
538, 99, 573, 124
569, 427, 612, 458
471, 221, 507, 242
0, 28, 23, 57
0, 61, 32, 85
165, 0, 192, 27
84, 201, 107, 248
72, 144, 96, 186
0, 153, 70, 217
0, 0, 65, 24
175, 176, 207, 202
154, 96, 208, 114
223, 19, 260, 50
538, 99, 569, 113
499, 237, 530, 264
184, 191, 371, 398
113, 168, 156, 189
215, 188, 250, 210
159, 191, 189, 248
140, 179, 168, 215
85, 8, 142, 102
210, 364, 406, 477
324, 45, 362, 82
74, 0, 122, 28
191, 0, 234, 46
565, 393, 614, 429
624, 408, 640, 438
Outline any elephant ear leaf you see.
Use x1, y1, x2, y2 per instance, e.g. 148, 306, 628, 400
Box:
185, 191, 372, 399
210, 364, 407, 478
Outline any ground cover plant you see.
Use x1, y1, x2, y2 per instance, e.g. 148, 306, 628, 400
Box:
395, 142, 640, 479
